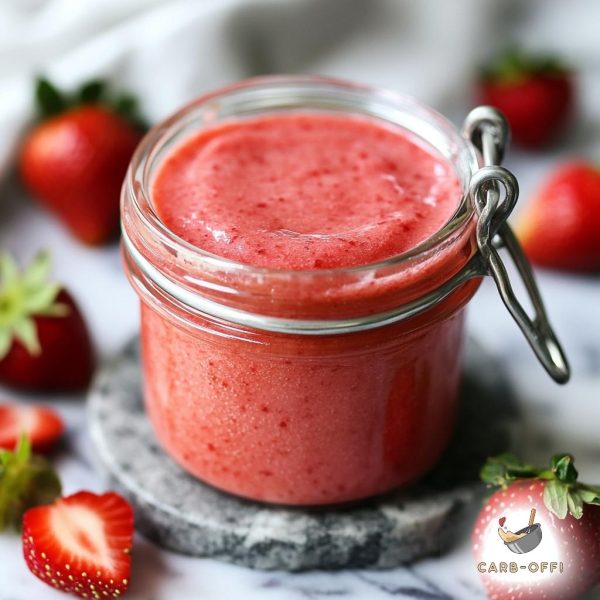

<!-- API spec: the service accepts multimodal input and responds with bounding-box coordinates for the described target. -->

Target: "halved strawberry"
[0,404,63,452]
[23,491,134,599]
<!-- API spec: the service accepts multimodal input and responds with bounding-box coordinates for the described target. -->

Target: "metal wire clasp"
[462,107,570,384]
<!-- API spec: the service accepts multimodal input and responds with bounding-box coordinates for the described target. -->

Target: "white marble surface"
[1,154,600,600]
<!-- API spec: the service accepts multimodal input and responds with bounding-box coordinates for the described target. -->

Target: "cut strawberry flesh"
[0,404,63,452]
[23,491,134,598]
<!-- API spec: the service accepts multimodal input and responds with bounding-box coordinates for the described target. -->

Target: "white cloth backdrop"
[2,0,600,175]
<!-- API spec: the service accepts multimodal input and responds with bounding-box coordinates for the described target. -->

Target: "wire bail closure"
[462,106,570,384]
[122,100,570,385]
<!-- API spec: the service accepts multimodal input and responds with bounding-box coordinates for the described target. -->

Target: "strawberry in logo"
[473,453,600,599]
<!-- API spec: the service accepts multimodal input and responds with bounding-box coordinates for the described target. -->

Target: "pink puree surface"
[143,113,470,505]
[153,113,461,269]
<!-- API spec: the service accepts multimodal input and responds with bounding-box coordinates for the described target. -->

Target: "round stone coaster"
[88,338,517,571]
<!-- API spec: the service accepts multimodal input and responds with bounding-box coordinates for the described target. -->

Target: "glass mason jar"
[121,76,568,506]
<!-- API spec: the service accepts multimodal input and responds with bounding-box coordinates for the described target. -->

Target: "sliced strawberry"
[0,404,63,452]
[23,491,134,599]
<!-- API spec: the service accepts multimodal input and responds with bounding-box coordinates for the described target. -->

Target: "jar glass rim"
[124,74,479,278]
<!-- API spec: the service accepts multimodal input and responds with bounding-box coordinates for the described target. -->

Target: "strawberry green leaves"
[35,77,146,129]
[35,79,67,118]
[480,453,540,488]
[0,253,68,360]
[544,480,569,519]
[552,453,579,483]
[566,489,584,520]
[481,452,600,520]
[480,47,571,84]
[0,436,61,530]
[77,79,106,104]
[543,478,600,521]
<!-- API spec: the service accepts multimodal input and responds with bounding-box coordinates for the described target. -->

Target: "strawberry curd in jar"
[136,109,477,505]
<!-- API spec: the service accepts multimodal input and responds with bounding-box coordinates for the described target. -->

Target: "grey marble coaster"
[88,338,516,571]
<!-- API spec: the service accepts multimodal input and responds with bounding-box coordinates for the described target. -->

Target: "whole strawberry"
[20,79,145,245]
[0,252,94,391]
[516,161,600,272]
[477,49,575,148]
[473,453,600,600]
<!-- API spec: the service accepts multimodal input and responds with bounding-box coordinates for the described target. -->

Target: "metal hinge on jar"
[462,106,570,384]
